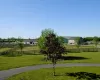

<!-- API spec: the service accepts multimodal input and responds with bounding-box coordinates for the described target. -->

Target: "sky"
[0,0,100,38]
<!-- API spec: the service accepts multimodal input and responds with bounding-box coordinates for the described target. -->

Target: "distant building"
[0,39,38,45]
[63,36,83,45]
[23,39,38,45]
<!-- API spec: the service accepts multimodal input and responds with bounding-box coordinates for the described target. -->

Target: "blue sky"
[0,0,100,38]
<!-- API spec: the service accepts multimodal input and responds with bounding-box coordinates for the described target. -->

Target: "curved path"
[1,63,100,80]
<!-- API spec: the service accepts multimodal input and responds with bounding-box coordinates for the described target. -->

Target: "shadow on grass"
[42,56,89,61]
[66,72,100,80]
[60,56,89,60]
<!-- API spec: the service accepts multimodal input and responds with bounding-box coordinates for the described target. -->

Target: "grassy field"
[7,67,100,80]
[59,52,100,63]
[20,45,95,51]
[0,48,11,52]
[64,45,95,49]
[0,52,100,71]
[0,55,49,71]
[20,46,39,51]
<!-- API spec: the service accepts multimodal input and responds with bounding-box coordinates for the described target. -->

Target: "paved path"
[1,63,100,80]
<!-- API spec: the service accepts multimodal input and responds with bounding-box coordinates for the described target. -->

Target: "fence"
[0,48,100,56]
[67,48,100,53]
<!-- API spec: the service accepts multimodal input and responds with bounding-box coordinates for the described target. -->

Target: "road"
[0,63,100,80]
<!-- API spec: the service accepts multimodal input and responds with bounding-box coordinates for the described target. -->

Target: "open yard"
[7,67,100,80]
[0,52,100,71]
[17,45,96,51]
[0,48,11,53]
[64,45,95,49]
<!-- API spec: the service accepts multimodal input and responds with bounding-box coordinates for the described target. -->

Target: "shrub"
[0,49,22,57]
[67,48,99,53]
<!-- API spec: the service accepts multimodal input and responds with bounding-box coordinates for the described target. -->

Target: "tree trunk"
[53,63,56,76]
[21,49,23,55]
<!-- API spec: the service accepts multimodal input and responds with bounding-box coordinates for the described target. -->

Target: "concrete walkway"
[1,63,100,80]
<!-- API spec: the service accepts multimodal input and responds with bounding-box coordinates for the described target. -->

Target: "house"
[23,39,38,45]
[63,36,83,45]
[0,39,38,45]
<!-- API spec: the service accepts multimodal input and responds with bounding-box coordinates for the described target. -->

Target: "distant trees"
[83,37,94,42]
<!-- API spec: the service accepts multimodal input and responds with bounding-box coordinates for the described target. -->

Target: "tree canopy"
[38,28,55,49]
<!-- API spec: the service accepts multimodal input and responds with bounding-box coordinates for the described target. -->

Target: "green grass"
[0,48,11,52]
[0,55,50,71]
[65,45,95,49]
[0,52,100,71]
[59,52,100,63]
[22,45,95,51]
[23,46,39,51]
[7,67,100,80]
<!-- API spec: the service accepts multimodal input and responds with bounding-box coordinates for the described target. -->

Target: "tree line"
[0,37,23,42]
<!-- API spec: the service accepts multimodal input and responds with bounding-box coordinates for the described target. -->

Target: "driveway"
[0,63,100,80]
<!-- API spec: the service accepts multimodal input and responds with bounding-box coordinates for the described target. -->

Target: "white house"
[23,39,38,45]
[63,36,82,45]
[68,40,76,45]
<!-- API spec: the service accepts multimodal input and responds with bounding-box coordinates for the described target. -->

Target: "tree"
[93,36,99,48]
[58,36,65,45]
[75,37,82,48]
[83,37,94,42]
[38,28,55,60]
[0,38,2,48]
[38,28,55,49]
[40,33,65,76]
[17,37,24,54]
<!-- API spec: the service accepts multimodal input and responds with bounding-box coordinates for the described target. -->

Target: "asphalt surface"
[0,63,100,80]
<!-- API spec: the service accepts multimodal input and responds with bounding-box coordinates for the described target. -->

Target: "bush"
[0,49,22,57]
[23,50,41,55]
[67,48,99,53]
[67,49,81,53]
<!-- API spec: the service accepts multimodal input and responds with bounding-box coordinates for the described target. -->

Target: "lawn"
[20,45,95,51]
[59,52,100,63]
[7,67,100,80]
[0,55,49,71]
[20,46,39,51]
[65,45,95,49]
[0,48,11,52]
[0,52,100,71]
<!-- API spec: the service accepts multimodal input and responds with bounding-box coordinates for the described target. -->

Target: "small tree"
[38,28,55,60]
[0,38,2,48]
[40,33,65,76]
[75,37,82,48]
[17,38,24,54]
[93,36,99,48]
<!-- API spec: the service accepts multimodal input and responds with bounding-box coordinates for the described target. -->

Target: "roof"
[23,39,37,42]
[63,36,81,40]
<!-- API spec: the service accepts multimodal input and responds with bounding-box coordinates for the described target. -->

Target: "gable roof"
[63,36,81,40]
[23,39,37,42]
